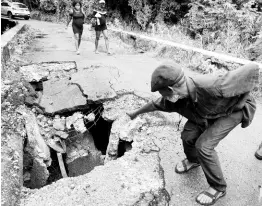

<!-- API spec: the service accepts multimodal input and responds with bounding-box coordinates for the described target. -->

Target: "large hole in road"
[23,102,126,188]
[22,66,134,188]
[46,148,67,185]
[83,103,113,155]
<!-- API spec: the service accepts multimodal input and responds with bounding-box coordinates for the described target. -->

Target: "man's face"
[158,87,173,97]
[158,83,187,103]
[160,87,180,103]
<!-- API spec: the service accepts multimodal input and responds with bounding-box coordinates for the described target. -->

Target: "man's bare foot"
[175,159,200,173]
[95,50,99,54]
[196,187,226,205]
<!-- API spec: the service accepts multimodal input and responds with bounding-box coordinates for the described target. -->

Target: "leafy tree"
[127,0,153,30]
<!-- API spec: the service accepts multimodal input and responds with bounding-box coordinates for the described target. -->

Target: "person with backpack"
[92,0,111,55]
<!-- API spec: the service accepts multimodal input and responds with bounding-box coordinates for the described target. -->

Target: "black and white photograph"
[1,0,262,205]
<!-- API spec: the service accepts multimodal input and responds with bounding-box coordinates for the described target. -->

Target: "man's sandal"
[196,190,226,205]
[175,159,200,174]
[255,142,262,160]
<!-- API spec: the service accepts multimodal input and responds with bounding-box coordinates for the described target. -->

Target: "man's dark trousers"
[181,111,243,192]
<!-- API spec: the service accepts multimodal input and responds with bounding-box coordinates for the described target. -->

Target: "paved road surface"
[18,20,262,206]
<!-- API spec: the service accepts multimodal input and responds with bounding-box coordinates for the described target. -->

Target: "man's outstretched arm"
[127,102,158,120]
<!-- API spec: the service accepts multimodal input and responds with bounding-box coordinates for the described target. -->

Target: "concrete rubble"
[105,114,147,163]
[22,63,134,115]
[65,112,86,133]
[102,94,149,121]
[38,79,87,114]
[17,107,51,189]
[53,115,66,131]
[20,138,170,206]
[20,62,77,82]
[66,131,104,177]
[13,61,176,205]
[70,66,119,101]
[19,96,173,205]
[13,63,119,190]
[35,110,103,175]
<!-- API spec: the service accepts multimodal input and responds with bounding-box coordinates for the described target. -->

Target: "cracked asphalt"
[18,19,262,206]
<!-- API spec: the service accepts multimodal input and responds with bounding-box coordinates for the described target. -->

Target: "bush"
[156,0,190,23]
[30,9,59,22]
[40,0,56,13]
[184,0,261,55]
[128,0,153,30]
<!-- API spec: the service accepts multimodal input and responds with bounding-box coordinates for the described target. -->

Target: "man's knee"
[104,36,108,40]
[96,36,100,40]
[181,121,202,143]
[195,140,212,156]
[181,130,193,143]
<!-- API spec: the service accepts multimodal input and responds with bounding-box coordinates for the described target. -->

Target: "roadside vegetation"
[19,0,261,58]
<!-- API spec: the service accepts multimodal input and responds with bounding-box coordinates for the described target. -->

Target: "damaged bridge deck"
[2,20,262,206]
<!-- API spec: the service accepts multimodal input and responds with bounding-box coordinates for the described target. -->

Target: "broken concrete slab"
[29,158,50,189]
[65,112,86,133]
[54,130,69,139]
[119,116,147,142]
[17,107,51,189]
[53,116,66,131]
[102,94,148,121]
[18,108,51,163]
[20,61,77,82]
[105,114,147,163]
[46,137,66,154]
[70,66,120,101]
[104,94,183,164]
[36,114,59,141]
[20,143,170,206]
[103,94,184,130]
[66,131,103,177]
[84,112,95,122]
[38,79,87,115]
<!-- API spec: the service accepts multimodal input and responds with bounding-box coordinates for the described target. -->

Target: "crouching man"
[127,62,259,205]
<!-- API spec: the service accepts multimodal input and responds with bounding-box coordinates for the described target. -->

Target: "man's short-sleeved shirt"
[152,64,259,128]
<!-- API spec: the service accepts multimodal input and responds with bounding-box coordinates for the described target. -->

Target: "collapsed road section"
[1,60,184,205]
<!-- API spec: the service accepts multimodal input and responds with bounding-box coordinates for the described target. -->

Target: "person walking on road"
[92,0,111,55]
[127,62,259,205]
[66,0,85,55]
